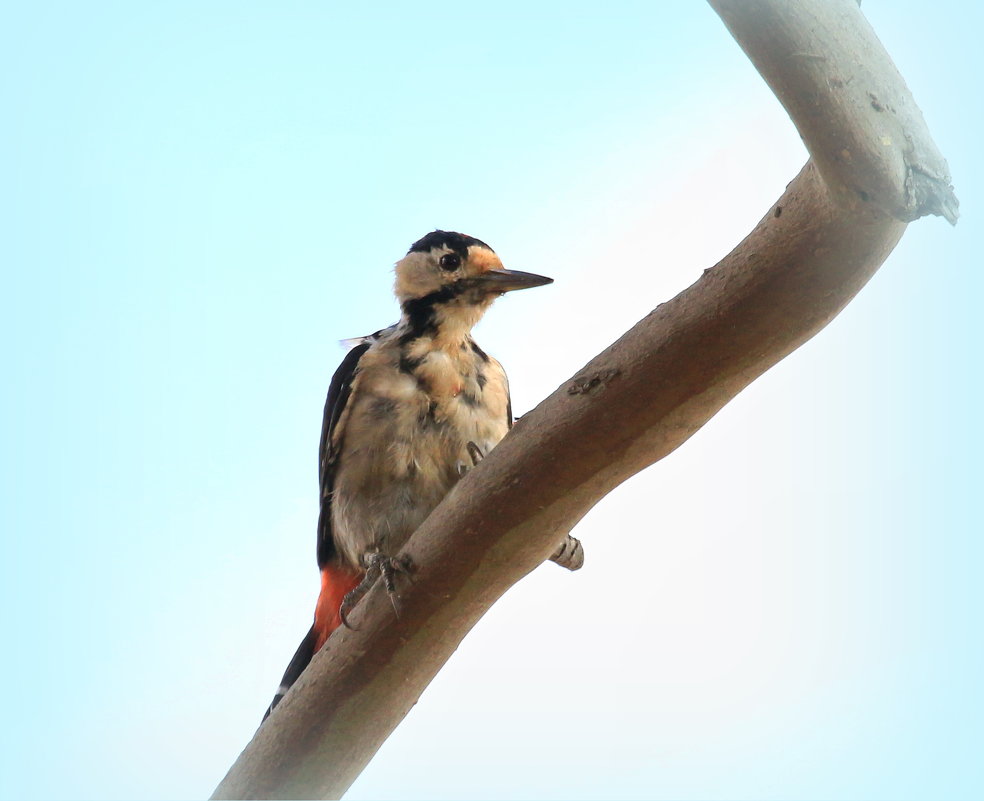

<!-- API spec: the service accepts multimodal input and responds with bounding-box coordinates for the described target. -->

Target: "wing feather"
[316,342,371,567]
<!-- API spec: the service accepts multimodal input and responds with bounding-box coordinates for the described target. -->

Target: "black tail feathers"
[262,625,317,722]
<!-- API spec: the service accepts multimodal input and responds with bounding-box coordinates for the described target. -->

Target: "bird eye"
[439,253,461,271]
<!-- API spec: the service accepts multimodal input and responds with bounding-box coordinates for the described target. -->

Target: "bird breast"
[329,337,510,569]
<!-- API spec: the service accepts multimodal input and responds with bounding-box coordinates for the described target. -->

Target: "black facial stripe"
[399,283,474,343]
[407,230,494,257]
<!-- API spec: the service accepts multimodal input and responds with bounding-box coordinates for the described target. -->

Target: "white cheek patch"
[394,252,440,299]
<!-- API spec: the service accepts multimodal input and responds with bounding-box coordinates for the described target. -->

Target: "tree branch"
[709,0,958,224]
[213,1,957,797]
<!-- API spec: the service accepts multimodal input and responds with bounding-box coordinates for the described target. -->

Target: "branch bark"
[213,1,957,797]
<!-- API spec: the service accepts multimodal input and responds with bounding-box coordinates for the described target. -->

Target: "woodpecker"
[263,230,576,721]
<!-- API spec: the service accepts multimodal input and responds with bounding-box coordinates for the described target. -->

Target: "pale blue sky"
[2,2,981,800]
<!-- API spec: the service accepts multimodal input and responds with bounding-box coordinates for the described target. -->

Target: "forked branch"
[213,1,957,797]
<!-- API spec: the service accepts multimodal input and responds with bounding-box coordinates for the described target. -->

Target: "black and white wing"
[316,341,371,567]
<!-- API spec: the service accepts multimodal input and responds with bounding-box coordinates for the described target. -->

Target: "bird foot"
[340,552,414,629]
[466,441,484,466]
[457,442,486,476]
[549,534,585,571]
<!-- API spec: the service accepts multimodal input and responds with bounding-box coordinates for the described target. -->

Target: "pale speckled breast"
[329,334,510,569]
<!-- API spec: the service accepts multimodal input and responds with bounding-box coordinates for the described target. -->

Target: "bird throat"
[399,286,493,349]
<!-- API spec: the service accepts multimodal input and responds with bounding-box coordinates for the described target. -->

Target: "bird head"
[395,231,552,340]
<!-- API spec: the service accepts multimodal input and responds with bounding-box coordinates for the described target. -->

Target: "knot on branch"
[567,369,620,396]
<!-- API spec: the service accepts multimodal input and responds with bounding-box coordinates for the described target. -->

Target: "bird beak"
[475,268,554,293]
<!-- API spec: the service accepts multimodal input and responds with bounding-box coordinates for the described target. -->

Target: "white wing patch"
[339,324,397,352]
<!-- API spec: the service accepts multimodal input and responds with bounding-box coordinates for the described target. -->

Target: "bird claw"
[549,534,585,571]
[339,552,414,629]
[466,441,484,467]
